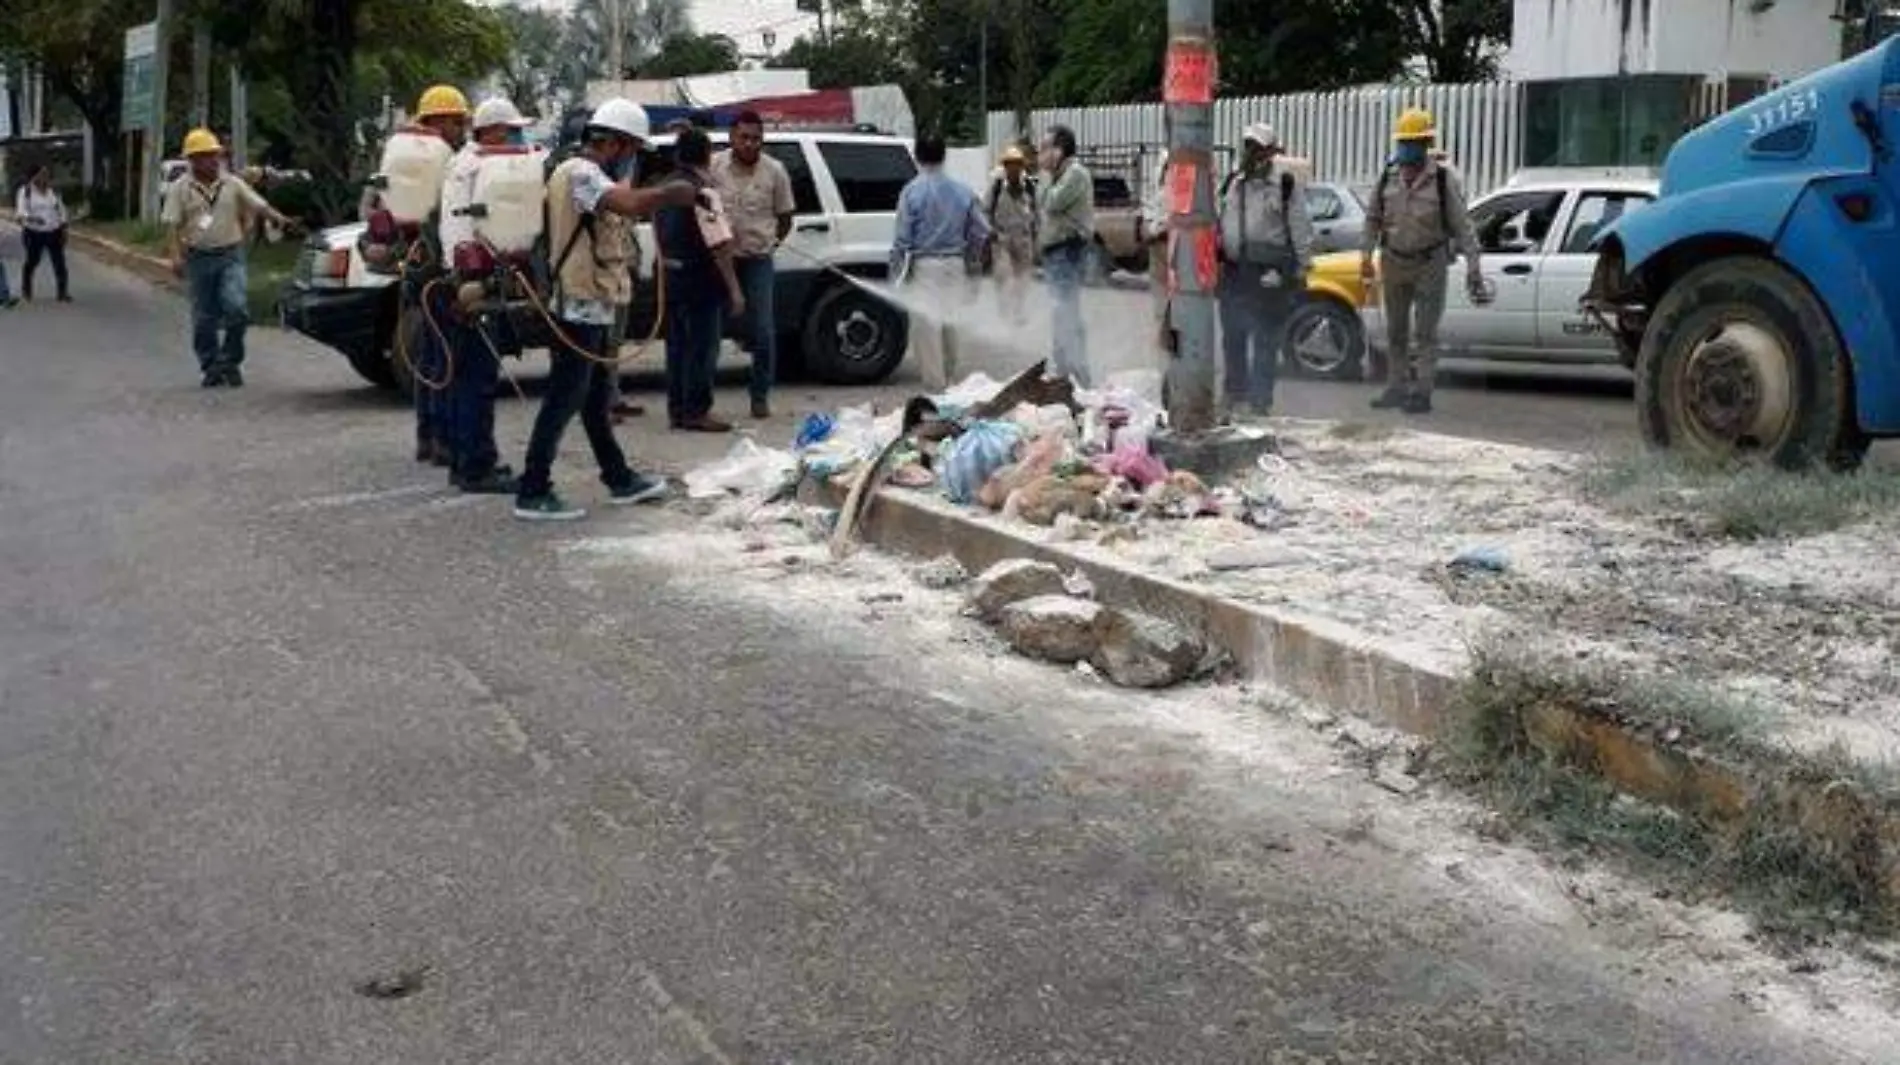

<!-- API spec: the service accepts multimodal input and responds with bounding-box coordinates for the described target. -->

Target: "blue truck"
[1585,18,1900,471]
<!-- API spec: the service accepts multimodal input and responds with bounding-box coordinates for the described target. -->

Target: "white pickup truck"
[279,130,919,393]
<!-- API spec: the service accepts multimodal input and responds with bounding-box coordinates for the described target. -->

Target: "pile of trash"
[684,361,1285,531]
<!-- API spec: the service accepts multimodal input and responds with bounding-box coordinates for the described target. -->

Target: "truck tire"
[1636,256,1867,471]
[345,346,397,389]
[1281,297,1366,381]
[800,282,908,385]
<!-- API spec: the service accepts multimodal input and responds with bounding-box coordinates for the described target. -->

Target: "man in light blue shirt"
[891,134,989,390]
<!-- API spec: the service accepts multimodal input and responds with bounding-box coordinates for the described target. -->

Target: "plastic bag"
[940,420,1024,504]
[802,403,896,477]
[1092,441,1169,488]
[684,437,800,500]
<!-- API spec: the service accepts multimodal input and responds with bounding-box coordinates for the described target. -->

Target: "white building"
[1504,0,1849,170]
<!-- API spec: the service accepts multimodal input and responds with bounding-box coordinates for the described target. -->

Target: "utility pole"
[1160,0,1217,434]
[145,0,176,221]
[191,22,211,128]
[607,0,626,81]
[229,69,249,170]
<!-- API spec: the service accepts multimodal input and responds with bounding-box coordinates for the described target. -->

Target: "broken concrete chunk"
[998,595,1111,664]
[912,554,971,589]
[967,559,1069,620]
[1204,543,1307,572]
[1090,609,1206,688]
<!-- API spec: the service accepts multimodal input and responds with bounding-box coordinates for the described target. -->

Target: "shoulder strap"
[1280,171,1295,214]
[989,177,1003,215]
[1219,170,1240,199]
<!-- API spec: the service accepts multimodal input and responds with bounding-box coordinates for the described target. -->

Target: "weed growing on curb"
[1446,637,1899,937]
[1579,450,1900,540]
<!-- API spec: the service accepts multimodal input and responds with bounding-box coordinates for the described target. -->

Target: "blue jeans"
[733,256,777,402]
[186,247,248,373]
[1043,241,1089,386]
[411,285,452,451]
[518,321,635,500]
[666,297,724,424]
[447,314,502,478]
[1219,263,1295,412]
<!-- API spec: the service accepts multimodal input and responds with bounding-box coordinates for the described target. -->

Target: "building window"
[1523,75,1702,169]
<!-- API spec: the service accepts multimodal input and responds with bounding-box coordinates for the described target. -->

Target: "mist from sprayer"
[806,257,1169,400]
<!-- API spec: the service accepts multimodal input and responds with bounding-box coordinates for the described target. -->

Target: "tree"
[1396,0,1511,82]
[493,1,583,116]
[636,33,742,78]
[0,0,148,192]
[568,0,692,77]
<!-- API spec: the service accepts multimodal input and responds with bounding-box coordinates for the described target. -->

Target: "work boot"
[414,440,436,464]
[201,371,225,389]
[222,367,245,388]
[751,396,771,420]
[1369,385,1409,410]
[676,414,732,434]
[1401,392,1433,415]
[431,441,453,468]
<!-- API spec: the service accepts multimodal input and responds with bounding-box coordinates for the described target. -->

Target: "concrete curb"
[2,211,179,290]
[834,483,1900,922]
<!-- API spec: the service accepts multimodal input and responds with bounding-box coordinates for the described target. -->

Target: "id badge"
[196,214,214,233]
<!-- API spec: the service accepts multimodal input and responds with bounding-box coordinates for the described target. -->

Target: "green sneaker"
[607,473,669,506]
[513,493,586,522]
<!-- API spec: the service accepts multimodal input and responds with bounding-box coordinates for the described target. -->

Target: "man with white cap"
[437,96,536,494]
[1215,122,1314,418]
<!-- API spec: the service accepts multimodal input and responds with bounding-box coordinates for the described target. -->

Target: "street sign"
[122,22,157,130]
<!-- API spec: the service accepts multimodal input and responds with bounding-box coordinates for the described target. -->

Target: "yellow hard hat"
[1393,107,1436,142]
[181,128,222,157]
[415,84,471,121]
[1000,145,1026,165]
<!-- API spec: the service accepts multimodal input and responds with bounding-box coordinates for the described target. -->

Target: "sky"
[510,0,820,58]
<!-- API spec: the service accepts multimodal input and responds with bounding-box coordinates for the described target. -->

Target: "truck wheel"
[1282,298,1366,380]
[800,282,908,385]
[345,346,397,389]
[1636,256,1867,471]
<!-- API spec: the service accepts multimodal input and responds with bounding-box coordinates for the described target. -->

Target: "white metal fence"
[989,81,1523,196]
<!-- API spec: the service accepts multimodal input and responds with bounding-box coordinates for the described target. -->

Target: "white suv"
[280,129,918,393]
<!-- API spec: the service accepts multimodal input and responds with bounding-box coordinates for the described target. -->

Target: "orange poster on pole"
[1194,228,1220,288]
[1163,42,1216,105]
[1167,160,1198,215]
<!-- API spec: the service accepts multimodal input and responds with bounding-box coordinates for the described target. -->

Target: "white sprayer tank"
[469,148,548,256]
[376,127,454,226]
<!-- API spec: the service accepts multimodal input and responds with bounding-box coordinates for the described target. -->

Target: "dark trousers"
[665,296,724,424]
[519,321,635,499]
[410,289,451,451]
[732,256,777,402]
[446,315,502,478]
[185,247,248,373]
[1219,262,1295,412]
[21,228,68,299]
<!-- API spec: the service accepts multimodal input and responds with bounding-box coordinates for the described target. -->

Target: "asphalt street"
[0,245,1889,1063]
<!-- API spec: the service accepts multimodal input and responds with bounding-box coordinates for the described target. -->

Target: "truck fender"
[1598,174,1816,276]
[1775,177,1900,434]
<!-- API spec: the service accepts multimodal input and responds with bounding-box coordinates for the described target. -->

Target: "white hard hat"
[1242,123,1280,150]
[472,97,531,131]
[587,98,650,142]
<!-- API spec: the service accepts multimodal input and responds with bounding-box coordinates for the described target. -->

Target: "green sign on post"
[122,22,157,130]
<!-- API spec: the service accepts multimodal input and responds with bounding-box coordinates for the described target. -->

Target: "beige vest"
[548,157,633,306]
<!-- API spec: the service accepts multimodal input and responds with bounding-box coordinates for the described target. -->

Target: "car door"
[811,139,918,278]
[1534,189,1655,360]
[760,139,835,310]
[1439,188,1568,355]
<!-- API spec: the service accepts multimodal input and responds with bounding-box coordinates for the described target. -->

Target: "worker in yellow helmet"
[1361,107,1484,415]
[162,127,297,388]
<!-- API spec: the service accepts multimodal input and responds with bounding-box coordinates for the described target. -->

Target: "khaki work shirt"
[711,150,794,259]
[1217,161,1316,273]
[1363,159,1478,265]
[163,173,269,252]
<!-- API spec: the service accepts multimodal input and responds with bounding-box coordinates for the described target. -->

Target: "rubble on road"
[682,371,1900,765]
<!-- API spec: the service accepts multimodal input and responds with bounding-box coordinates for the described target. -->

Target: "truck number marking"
[1744,90,1822,137]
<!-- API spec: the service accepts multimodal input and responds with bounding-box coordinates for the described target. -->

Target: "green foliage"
[492,2,585,117]
[637,33,742,78]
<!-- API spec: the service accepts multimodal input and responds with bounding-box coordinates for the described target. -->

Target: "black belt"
[187,244,242,256]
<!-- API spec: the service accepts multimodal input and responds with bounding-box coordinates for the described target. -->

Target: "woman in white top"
[15,167,71,302]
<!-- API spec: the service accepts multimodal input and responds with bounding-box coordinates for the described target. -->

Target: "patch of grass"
[244,239,302,322]
[1580,449,1900,540]
[1445,637,1899,937]
[85,219,169,252]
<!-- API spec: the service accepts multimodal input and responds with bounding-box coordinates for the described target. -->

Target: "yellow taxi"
[1286,251,1375,380]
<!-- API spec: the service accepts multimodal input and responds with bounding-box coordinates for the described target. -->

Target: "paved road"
[0,248,1885,1062]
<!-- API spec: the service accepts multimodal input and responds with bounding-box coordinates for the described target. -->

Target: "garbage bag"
[939,419,1024,505]
[684,437,800,500]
